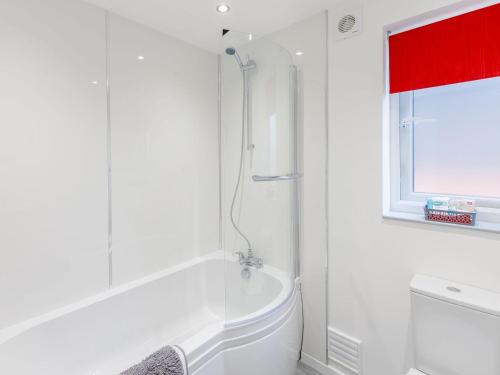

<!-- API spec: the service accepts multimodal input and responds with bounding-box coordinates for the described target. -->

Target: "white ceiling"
[84,0,334,53]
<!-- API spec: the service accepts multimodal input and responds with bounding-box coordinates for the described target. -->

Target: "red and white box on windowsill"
[425,198,476,226]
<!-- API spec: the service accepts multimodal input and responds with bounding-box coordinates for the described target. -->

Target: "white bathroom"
[1,0,500,374]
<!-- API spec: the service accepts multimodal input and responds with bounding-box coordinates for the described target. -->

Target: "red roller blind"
[389,3,500,94]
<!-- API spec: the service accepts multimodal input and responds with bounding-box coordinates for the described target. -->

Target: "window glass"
[412,77,500,198]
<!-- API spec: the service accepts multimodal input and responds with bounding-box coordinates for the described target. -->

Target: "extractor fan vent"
[338,14,356,34]
[333,1,363,41]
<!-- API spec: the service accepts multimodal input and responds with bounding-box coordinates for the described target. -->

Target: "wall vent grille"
[338,15,356,33]
[333,1,363,41]
[328,327,362,374]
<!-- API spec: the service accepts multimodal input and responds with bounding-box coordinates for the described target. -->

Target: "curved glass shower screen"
[220,36,298,321]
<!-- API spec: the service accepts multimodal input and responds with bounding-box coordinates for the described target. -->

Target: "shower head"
[225,46,244,69]
[225,46,256,71]
[225,47,237,55]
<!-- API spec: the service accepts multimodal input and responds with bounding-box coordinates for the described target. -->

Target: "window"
[384,3,500,229]
[399,77,500,200]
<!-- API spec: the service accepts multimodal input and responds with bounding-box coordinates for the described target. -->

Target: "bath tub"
[0,252,301,375]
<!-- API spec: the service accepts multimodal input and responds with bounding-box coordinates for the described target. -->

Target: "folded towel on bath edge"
[120,345,188,375]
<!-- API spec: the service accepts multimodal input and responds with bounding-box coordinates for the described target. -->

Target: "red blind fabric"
[389,4,500,94]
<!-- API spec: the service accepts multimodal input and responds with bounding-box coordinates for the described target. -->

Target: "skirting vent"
[328,327,362,374]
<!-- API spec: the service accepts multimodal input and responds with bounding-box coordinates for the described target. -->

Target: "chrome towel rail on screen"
[251,173,303,182]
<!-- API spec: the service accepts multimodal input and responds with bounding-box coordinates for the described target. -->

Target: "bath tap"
[234,249,263,270]
[234,250,263,279]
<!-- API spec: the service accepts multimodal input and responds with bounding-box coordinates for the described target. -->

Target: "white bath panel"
[327,327,362,374]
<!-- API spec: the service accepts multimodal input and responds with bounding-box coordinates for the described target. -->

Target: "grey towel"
[120,346,186,375]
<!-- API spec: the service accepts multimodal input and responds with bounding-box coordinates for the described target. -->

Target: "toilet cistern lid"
[410,274,500,317]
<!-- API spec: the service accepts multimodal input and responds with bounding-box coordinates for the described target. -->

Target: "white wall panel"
[0,0,219,329]
[0,0,109,328]
[109,14,219,285]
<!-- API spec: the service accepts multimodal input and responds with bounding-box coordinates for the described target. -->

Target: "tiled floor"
[296,362,323,375]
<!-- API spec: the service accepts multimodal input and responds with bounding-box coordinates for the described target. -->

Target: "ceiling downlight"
[216,4,231,13]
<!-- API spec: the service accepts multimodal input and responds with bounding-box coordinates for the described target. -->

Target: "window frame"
[382,0,500,230]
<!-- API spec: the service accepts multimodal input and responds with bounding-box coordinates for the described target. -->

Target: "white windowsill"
[383,210,500,234]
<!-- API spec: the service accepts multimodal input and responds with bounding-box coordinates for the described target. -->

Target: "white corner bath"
[0,252,301,375]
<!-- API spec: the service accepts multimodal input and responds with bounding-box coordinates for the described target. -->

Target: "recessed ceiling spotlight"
[137,55,145,60]
[295,51,304,56]
[216,4,230,13]
[248,34,253,41]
